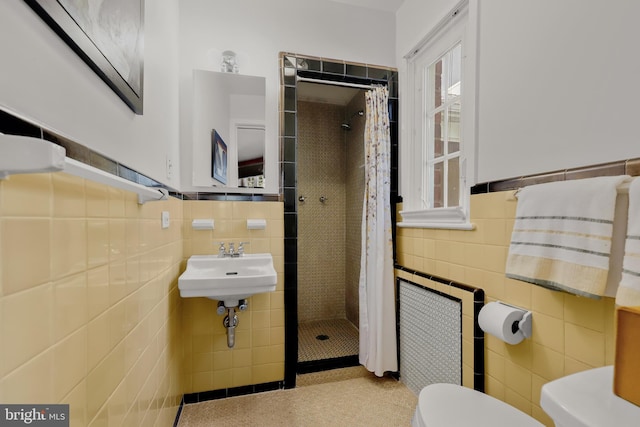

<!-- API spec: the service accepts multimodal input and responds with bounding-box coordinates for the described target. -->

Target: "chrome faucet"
[217,241,249,257]
[217,242,226,257]
[238,241,249,255]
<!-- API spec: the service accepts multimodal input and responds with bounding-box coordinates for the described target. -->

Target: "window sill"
[397,221,475,230]
[398,207,475,230]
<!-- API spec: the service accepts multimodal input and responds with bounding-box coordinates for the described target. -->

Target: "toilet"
[411,383,543,427]
[541,366,640,427]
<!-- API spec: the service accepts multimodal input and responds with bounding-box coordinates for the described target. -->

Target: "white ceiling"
[328,0,405,13]
[297,81,362,106]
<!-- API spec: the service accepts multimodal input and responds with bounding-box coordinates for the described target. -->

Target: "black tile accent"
[284,86,296,112]
[322,60,345,75]
[282,137,296,162]
[89,151,118,175]
[283,187,296,212]
[283,71,296,86]
[477,158,640,194]
[346,64,367,78]
[282,162,296,188]
[173,397,184,427]
[388,99,398,123]
[301,58,321,72]
[470,183,489,194]
[565,161,626,181]
[0,109,41,138]
[284,237,298,263]
[367,67,391,80]
[254,381,285,393]
[388,80,399,99]
[488,178,521,192]
[473,289,485,392]
[280,55,399,386]
[117,164,138,182]
[182,381,283,404]
[283,112,296,137]
[297,355,359,374]
[43,130,92,163]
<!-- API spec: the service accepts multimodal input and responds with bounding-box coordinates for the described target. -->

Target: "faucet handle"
[216,241,226,256]
[238,241,250,254]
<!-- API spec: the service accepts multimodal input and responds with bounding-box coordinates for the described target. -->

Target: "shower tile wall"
[298,101,347,322]
[345,93,366,326]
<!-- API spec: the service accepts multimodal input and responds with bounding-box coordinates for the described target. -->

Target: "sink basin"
[178,253,277,306]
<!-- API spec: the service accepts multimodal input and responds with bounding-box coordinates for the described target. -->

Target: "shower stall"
[296,82,366,372]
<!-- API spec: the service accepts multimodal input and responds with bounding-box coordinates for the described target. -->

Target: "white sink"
[178,253,277,306]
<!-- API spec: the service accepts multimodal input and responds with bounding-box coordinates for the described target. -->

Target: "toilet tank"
[540,366,640,427]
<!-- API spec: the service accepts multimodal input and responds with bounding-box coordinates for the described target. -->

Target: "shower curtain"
[359,86,397,376]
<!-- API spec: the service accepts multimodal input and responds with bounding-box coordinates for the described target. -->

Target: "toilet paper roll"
[478,301,526,345]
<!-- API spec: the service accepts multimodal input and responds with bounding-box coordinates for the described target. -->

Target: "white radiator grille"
[398,279,462,395]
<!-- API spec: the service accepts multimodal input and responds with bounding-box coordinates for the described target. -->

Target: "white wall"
[0,1,180,187]
[179,0,396,193]
[397,0,640,185]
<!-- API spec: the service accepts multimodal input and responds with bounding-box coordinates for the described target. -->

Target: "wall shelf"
[0,133,168,204]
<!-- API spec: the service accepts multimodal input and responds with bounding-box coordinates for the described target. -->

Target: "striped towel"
[617,178,640,306]
[506,176,629,298]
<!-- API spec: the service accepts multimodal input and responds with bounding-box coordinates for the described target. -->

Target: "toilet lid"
[418,384,544,427]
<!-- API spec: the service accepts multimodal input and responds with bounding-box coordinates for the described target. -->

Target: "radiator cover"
[398,279,462,395]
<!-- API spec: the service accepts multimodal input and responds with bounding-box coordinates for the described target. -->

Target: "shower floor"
[298,318,359,363]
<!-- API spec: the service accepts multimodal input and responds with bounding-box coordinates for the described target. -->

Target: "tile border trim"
[182,381,283,404]
[471,159,640,194]
[0,108,274,201]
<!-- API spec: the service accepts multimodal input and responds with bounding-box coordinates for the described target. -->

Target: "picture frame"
[212,130,228,185]
[24,0,145,114]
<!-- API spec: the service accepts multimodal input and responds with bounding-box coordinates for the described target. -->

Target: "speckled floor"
[177,367,418,426]
[298,318,359,362]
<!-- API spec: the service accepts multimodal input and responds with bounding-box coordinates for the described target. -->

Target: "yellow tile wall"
[396,191,617,427]
[0,172,184,427]
[181,200,285,393]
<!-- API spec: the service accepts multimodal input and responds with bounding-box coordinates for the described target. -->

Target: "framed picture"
[212,130,228,185]
[25,0,144,114]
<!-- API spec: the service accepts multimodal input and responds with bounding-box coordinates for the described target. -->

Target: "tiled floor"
[298,318,359,362]
[177,367,418,426]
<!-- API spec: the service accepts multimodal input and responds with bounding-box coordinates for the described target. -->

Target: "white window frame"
[399,0,478,230]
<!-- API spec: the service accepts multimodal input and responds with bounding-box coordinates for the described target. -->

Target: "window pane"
[448,101,461,153]
[448,43,462,98]
[433,111,444,157]
[447,157,460,207]
[433,162,444,208]
[432,59,444,109]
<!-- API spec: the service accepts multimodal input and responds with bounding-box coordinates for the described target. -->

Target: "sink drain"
[316,334,330,341]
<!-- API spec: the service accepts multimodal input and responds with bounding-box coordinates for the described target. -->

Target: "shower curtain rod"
[296,76,380,90]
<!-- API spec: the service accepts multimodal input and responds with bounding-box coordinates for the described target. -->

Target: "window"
[399,1,477,230]
[426,43,462,209]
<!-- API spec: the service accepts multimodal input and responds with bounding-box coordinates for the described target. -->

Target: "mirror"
[192,70,266,189]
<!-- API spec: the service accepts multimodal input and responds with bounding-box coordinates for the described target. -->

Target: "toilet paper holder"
[512,308,532,339]
[479,301,532,344]
[498,301,532,338]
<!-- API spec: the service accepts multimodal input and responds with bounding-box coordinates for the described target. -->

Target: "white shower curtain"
[359,86,397,376]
